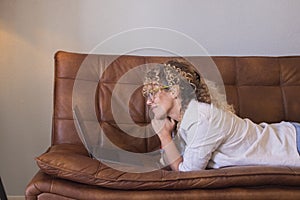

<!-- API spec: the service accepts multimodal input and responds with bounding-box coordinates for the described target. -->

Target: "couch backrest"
[52,51,300,153]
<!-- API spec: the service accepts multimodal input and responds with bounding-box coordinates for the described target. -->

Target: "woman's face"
[143,84,174,120]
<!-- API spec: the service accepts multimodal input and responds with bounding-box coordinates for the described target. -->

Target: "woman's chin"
[153,116,163,120]
[153,112,167,120]
[151,107,167,120]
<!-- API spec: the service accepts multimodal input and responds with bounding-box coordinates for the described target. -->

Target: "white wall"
[1,0,300,195]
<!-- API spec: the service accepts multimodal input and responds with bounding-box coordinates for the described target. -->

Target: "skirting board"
[8,196,25,200]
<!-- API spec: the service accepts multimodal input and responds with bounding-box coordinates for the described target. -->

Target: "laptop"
[73,105,161,168]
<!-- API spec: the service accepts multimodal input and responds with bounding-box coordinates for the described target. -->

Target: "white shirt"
[178,100,300,171]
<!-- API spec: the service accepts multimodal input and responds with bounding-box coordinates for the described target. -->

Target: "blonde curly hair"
[143,59,235,114]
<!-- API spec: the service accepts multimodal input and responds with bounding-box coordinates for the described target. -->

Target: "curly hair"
[143,59,234,114]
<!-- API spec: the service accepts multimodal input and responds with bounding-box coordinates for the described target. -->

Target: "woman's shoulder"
[180,100,211,130]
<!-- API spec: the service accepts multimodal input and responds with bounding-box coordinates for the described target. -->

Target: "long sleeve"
[178,100,225,171]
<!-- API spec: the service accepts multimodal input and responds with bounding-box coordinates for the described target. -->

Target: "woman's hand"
[151,118,176,142]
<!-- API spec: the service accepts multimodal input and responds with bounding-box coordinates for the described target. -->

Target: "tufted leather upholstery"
[25,51,300,200]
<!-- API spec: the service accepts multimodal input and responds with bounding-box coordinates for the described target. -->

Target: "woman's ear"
[170,85,180,99]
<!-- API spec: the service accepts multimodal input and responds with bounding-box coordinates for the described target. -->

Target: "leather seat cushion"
[36,144,300,190]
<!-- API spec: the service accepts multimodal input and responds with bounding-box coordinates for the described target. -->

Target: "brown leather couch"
[25,51,300,200]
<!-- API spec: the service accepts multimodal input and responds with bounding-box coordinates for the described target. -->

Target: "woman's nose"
[146,97,153,105]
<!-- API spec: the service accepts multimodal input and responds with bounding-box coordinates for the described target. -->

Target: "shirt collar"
[180,99,200,130]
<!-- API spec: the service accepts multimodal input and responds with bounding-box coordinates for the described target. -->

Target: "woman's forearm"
[159,133,183,171]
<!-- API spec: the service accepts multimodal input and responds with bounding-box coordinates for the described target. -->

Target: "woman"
[142,60,300,171]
